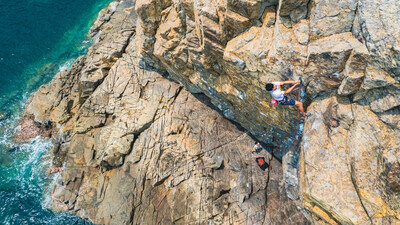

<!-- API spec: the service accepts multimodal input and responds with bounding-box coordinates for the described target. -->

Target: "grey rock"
[361,67,397,90]
[310,0,357,37]
[358,0,400,74]
[293,19,309,45]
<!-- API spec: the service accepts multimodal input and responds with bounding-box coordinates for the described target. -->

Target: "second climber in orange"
[265,80,310,117]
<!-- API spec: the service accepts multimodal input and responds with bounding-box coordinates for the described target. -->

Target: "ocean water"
[0,0,112,224]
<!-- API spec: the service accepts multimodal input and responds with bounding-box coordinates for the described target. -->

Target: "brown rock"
[48,165,63,174]
[358,0,400,74]
[22,0,400,224]
[361,67,397,90]
[293,19,310,45]
[310,0,357,37]
[279,0,308,22]
[22,2,310,224]
[15,116,52,143]
[44,52,308,224]
[261,6,276,27]
[300,94,400,224]
[305,33,366,96]
[378,107,400,129]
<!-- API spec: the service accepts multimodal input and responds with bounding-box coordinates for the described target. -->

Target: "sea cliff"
[21,0,400,224]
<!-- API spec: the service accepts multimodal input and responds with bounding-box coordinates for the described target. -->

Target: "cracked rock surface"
[49,53,308,224]
[22,0,308,224]
[300,94,400,224]
[21,0,400,224]
[133,0,400,223]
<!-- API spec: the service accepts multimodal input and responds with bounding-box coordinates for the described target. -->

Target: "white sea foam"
[58,59,75,72]
[0,90,53,208]
[42,172,59,210]
[80,38,93,50]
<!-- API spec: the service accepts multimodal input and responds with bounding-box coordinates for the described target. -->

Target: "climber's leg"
[295,100,305,116]
[278,96,307,116]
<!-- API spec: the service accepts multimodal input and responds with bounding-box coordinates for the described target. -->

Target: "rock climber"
[265,80,309,117]
[251,142,268,170]
[252,142,263,153]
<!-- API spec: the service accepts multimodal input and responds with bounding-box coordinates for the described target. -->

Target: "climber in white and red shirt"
[265,80,309,117]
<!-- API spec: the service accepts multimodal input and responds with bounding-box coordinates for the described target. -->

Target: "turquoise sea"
[0,0,112,224]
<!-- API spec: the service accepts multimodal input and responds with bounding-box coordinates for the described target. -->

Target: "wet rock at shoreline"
[15,116,52,143]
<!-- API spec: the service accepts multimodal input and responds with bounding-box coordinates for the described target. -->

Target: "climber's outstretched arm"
[283,83,299,95]
[280,80,299,85]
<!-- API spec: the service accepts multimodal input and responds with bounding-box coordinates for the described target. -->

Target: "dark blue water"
[0,0,112,224]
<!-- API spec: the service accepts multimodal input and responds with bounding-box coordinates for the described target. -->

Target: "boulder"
[300,94,400,224]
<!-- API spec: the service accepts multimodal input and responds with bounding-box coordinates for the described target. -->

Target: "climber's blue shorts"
[277,96,296,105]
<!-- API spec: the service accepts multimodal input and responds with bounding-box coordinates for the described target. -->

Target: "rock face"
[48,61,308,224]
[22,0,400,224]
[133,0,400,149]
[132,0,400,223]
[23,1,309,224]
[300,94,400,224]
[135,0,309,147]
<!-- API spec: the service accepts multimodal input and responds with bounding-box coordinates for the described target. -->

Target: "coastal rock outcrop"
[21,0,400,224]
[48,54,308,224]
[133,0,400,223]
[22,0,308,224]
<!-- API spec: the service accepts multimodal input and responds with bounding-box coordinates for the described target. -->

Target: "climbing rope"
[282,85,302,153]
[294,85,302,146]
